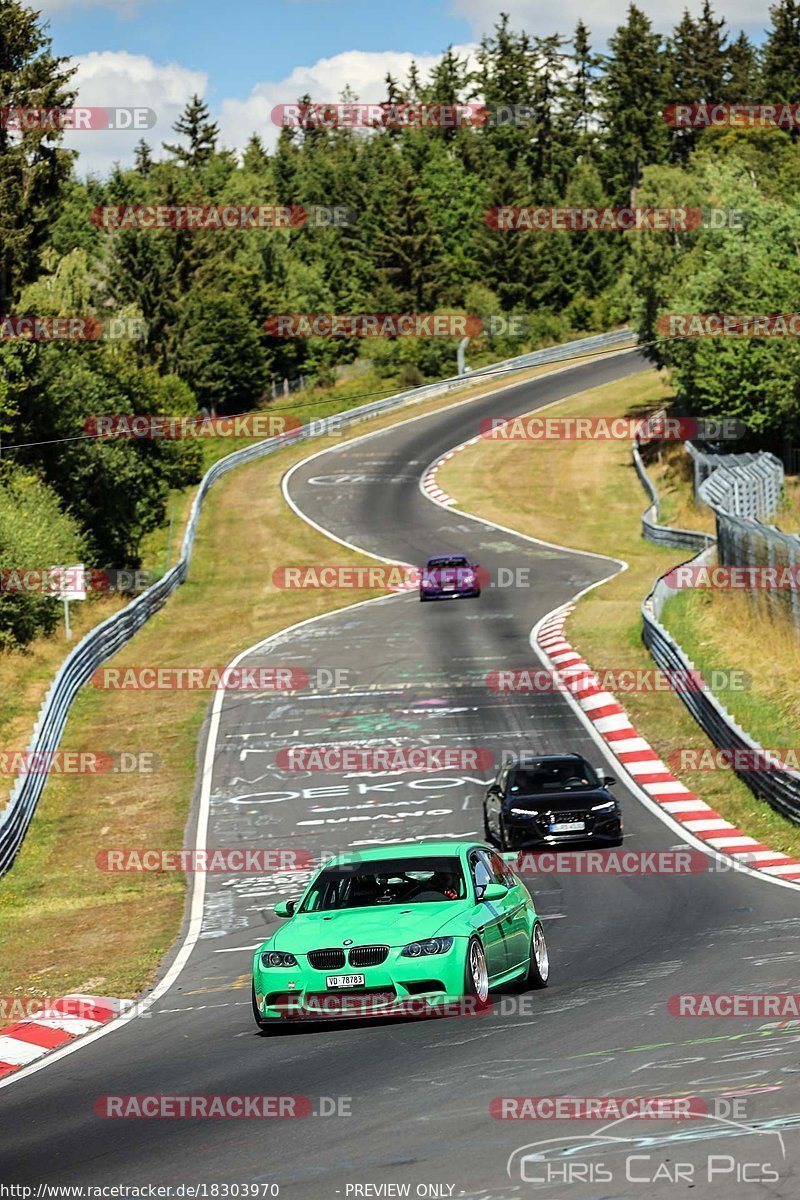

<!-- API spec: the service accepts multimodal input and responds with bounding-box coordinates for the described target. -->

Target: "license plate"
[551,820,585,833]
[326,974,365,989]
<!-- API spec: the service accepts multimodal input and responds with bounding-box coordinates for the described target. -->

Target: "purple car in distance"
[419,554,482,601]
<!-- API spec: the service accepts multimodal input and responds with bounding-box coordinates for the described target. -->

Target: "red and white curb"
[0,995,126,1079]
[537,604,800,883]
[421,436,482,507]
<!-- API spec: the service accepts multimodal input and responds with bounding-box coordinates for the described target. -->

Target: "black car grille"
[348,945,389,967]
[548,810,591,823]
[307,949,346,970]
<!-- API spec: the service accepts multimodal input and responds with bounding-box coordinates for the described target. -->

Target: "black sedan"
[483,754,623,849]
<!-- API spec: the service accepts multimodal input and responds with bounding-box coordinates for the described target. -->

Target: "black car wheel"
[526,921,550,989]
[498,815,514,851]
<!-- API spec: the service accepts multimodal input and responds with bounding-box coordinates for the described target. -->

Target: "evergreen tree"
[763,0,800,99]
[242,134,270,175]
[599,6,670,201]
[725,32,759,103]
[0,0,76,311]
[134,139,153,176]
[563,21,601,158]
[162,94,219,169]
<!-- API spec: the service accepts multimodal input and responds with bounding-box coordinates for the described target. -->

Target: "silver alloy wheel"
[533,922,549,982]
[469,940,489,1002]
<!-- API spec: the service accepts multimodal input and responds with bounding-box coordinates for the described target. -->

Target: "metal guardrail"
[636,438,800,823]
[686,443,800,628]
[643,551,800,824]
[0,327,635,877]
[687,443,784,519]
[633,439,715,551]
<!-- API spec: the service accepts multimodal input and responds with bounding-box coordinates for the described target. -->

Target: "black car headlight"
[261,951,298,968]
[591,801,617,813]
[400,937,454,957]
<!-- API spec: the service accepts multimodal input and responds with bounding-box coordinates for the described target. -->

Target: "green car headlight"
[400,937,454,957]
[261,951,298,968]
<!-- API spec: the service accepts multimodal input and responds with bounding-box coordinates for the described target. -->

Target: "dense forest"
[2,0,800,645]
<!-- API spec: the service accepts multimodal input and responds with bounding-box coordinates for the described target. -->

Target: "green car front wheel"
[527,920,550,988]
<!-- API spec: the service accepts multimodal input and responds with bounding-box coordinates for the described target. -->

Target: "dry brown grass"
[644,441,716,534]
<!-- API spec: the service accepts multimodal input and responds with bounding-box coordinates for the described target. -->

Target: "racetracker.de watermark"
[486,667,751,693]
[83,414,301,439]
[91,205,357,230]
[0,316,146,341]
[264,314,528,338]
[514,851,708,875]
[490,1097,708,1119]
[96,848,313,872]
[0,107,156,131]
[0,996,147,1022]
[479,414,745,440]
[267,995,490,1019]
[668,993,800,1017]
[89,666,310,690]
[668,747,800,772]
[664,102,800,127]
[665,564,800,590]
[485,207,745,231]
[0,751,158,775]
[93,1095,350,1118]
[271,102,537,129]
[275,747,495,772]
[0,568,152,595]
[658,313,800,337]
[274,565,416,590]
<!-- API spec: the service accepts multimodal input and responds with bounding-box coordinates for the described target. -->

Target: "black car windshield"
[508,759,600,794]
[300,856,467,911]
[427,557,469,568]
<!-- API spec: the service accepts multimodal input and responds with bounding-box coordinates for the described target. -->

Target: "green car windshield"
[300,856,467,912]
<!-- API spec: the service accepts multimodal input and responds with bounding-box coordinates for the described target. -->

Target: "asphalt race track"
[2,349,799,1198]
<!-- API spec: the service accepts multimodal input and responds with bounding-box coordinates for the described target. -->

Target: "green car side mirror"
[481,882,508,902]
[274,899,296,918]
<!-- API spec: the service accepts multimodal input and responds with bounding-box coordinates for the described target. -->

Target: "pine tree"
[725,32,759,103]
[162,94,219,169]
[667,5,729,161]
[762,0,800,100]
[762,1,800,140]
[0,0,76,311]
[474,15,536,173]
[134,139,153,176]
[599,5,670,202]
[563,22,601,155]
[529,35,569,187]
[371,159,445,309]
[242,134,269,175]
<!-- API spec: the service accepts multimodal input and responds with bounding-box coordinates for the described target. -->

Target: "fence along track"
[638,438,800,823]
